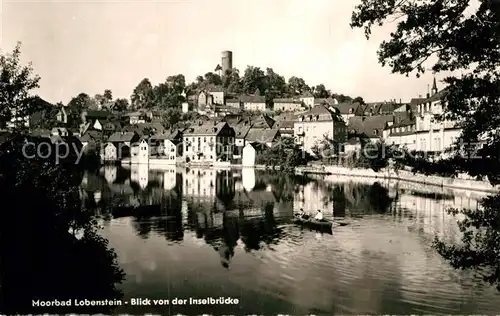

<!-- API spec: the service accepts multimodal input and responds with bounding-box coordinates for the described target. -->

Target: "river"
[80,165,500,315]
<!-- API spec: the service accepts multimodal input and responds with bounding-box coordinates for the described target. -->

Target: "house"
[273,98,303,112]
[299,91,315,108]
[240,95,266,112]
[329,102,362,124]
[247,114,275,129]
[294,105,347,154]
[102,143,118,162]
[348,115,397,143]
[82,110,110,124]
[107,131,140,159]
[225,97,241,109]
[182,102,189,113]
[383,115,417,150]
[314,97,338,107]
[242,143,257,167]
[273,120,295,138]
[183,121,235,164]
[412,79,461,153]
[125,111,147,124]
[131,137,149,164]
[344,136,364,154]
[122,122,165,136]
[198,90,214,108]
[51,127,70,136]
[246,128,281,147]
[80,130,100,150]
[232,122,252,158]
[207,87,225,105]
[150,129,184,162]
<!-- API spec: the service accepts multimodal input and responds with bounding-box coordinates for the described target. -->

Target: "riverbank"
[296,165,500,194]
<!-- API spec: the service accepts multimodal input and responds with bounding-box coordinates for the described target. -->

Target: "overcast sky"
[2,0,441,104]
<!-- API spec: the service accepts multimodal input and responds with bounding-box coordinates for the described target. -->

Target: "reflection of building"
[242,168,255,191]
[162,166,177,191]
[294,182,333,215]
[183,168,217,200]
[103,165,117,184]
[131,164,149,189]
[396,191,478,241]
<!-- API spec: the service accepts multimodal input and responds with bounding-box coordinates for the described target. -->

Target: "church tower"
[431,77,438,95]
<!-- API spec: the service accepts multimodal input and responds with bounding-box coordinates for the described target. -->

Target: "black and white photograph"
[1,0,500,314]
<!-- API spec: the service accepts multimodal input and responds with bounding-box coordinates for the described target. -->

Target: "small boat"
[293,214,333,231]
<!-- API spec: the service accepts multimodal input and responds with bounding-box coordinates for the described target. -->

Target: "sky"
[1,0,442,104]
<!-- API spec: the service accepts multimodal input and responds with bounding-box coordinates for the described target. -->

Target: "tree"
[162,108,182,129]
[113,98,129,111]
[222,68,242,94]
[131,78,154,109]
[103,89,113,102]
[351,0,500,292]
[166,74,186,96]
[67,93,95,113]
[0,42,41,130]
[288,76,309,96]
[353,96,365,105]
[313,84,330,98]
[264,68,288,102]
[242,66,266,95]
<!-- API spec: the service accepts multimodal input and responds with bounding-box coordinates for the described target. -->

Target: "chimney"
[426,93,430,98]
[399,98,402,104]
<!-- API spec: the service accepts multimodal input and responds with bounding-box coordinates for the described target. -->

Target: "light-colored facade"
[182,102,189,113]
[240,95,266,112]
[183,122,235,164]
[299,92,315,108]
[103,143,117,161]
[293,105,347,154]
[131,138,149,164]
[273,99,303,112]
[242,143,256,167]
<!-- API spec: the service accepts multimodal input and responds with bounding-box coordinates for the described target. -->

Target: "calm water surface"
[82,165,500,315]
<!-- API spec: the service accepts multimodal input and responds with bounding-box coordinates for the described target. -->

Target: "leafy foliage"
[256,137,312,172]
[432,194,500,291]
[0,136,125,314]
[351,0,500,182]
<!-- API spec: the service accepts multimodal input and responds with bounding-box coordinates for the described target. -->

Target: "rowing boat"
[293,214,333,230]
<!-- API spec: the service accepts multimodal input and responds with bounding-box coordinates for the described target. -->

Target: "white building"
[294,105,347,154]
[299,91,315,108]
[242,143,256,167]
[102,143,117,161]
[131,138,149,164]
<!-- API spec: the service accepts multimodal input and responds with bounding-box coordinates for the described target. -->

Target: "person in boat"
[297,208,310,220]
[314,209,324,221]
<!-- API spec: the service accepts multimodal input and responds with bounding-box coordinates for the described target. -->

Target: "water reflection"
[80,165,500,315]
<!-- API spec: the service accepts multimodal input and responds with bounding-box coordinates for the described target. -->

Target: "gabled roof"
[296,105,343,122]
[240,95,266,103]
[273,98,302,104]
[348,115,395,137]
[84,110,110,119]
[184,121,232,136]
[331,102,362,115]
[107,131,139,142]
[300,91,314,98]
[233,124,252,138]
[246,128,280,143]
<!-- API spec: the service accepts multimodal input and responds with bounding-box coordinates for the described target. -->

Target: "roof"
[275,120,294,129]
[233,124,252,138]
[249,114,275,129]
[314,97,338,106]
[348,115,395,137]
[331,102,362,115]
[84,110,110,119]
[184,121,232,136]
[240,95,266,103]
[246,128,280,143]
[346,136,364,145]
[107,131,138,142]
[296,105,343,122]
[150,129,182,141]
[426,88,448,102]
[123,123,165,135]
[31,129,51,138]
[300,91,314,98]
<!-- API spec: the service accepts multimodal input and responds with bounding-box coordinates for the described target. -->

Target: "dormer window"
[374,129,379,135]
